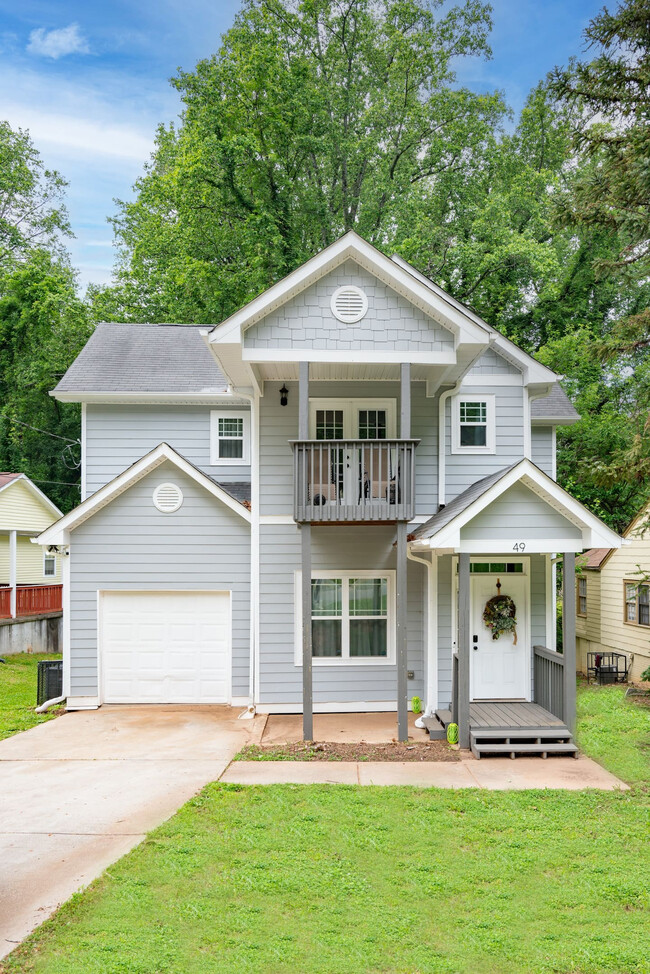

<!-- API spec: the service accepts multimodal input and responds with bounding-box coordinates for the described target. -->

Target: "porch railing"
[292,438,418,523]
[533,645,564,721]
[0,584,63,619]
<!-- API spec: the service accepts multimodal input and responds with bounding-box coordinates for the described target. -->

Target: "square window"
[302,574,394,664]
[210,411,250,464]
[452,395,495,454]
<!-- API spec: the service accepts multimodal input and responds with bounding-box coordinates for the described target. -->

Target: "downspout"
[437,382,462,509]
[407,547,436,723]
[35,695,65,714]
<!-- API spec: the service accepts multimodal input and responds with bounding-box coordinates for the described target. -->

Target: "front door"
[470,572,529,700]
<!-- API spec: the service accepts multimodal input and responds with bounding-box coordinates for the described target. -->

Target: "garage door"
[100,591,231,703]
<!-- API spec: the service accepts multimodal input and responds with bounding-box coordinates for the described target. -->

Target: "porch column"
[299,362,313,741]
[396,363,411,742]
[9,529,16,618]
[562,552,576,734]
[457,552,471,749]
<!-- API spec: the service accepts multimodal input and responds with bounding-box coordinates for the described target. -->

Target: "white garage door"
[100,591,231,703]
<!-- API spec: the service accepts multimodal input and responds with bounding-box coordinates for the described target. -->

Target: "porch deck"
[429,701,577,759]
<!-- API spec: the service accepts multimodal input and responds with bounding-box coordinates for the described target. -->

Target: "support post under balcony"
[299,362,313,740]
[457,552,471,749]
[396,362,411,743]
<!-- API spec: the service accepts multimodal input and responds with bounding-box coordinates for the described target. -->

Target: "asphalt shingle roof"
[0,473,21,489]
[54,323,228,394]
[531,384,579,423]
[214,481,252,507]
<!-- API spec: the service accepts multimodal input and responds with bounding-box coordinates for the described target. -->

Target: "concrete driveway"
[0,705,266,959]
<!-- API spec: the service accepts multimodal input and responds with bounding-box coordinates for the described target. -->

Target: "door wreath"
[483,594,517,644]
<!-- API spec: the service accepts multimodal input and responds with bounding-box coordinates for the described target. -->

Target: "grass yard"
[2,684,649,974]
[0,653,63,741]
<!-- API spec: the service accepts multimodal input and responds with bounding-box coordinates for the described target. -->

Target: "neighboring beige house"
[577,504,650,682]
[0,473,63,619]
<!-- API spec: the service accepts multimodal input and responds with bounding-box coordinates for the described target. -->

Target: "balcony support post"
[396,362,411,742]
[457,552,471,749]
[299,362,313,740]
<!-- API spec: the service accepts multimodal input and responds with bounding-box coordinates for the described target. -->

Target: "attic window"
[331,285,368,323]
[153,482,183,514]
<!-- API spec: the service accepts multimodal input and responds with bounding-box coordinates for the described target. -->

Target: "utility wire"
[6,418,80,444]
[31,479,81,488]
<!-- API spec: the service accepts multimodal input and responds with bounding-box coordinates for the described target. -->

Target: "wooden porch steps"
[428,703,578,759]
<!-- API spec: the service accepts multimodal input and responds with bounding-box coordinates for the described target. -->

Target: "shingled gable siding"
[444,383,525,500]
[68,462,250,699]
[258,523,424,706]
[436,553,548,709]
[259,379,438,517]
[466,347,522,377]
[85,404,251,495]
[244,259,455,353]
[531,426,554,478]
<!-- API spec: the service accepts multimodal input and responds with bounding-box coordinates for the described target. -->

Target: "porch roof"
[410,459,621,554]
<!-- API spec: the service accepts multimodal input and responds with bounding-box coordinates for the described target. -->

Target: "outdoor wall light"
[280,385,289,407]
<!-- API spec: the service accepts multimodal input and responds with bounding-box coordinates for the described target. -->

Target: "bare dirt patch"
[235,740,460,762]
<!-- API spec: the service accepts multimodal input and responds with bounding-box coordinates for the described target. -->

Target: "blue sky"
[0,0,601,292]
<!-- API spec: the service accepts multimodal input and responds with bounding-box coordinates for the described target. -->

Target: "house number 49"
[513,542,526,552]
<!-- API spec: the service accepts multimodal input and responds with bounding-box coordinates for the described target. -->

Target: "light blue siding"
[258,524,425,705]
[69,462,251,698]
[85,404,251,495]
[531,426,554,478]
[444,385,525,499]
[245,259,455,353]
[460,483,582,542]
[467,348,522,376]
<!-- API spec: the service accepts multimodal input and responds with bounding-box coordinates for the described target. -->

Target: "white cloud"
[27,24,90,60]
[4,105,154,163]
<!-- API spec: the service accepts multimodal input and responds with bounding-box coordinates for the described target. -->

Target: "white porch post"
[9,530,17,618]
[562,552,577,734]
[457,552,471,749]
[299,361,313,741]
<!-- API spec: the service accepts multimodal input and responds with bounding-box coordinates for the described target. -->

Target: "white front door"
[100,591,231,704]
[470,573,529,700]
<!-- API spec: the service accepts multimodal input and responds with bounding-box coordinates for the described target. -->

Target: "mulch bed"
[236,741,460,762]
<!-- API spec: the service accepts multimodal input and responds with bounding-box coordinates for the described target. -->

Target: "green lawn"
[0,653,63,740]
[2,685,649,974]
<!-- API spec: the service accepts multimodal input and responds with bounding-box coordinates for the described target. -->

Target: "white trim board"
[0,473,63,519]
[37,442,251,546]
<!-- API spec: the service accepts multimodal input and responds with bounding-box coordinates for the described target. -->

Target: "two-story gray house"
[38,233,620,756]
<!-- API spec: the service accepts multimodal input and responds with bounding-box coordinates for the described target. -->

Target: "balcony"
[292,439,418,523]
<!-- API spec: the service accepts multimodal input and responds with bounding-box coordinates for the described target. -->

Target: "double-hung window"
[577,577,587,616]
[451,394,495,454]
[210,411,250,464]
[43,553,56,577]
[624,581,650,627]
[298,572,394,664]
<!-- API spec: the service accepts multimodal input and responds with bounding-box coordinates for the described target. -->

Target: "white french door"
[308,399,396,506]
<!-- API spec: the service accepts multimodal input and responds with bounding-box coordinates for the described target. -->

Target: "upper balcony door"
[308,399,396,508]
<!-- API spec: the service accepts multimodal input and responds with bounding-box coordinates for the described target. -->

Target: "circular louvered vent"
[153,482,183,514]
[330,285,368,323]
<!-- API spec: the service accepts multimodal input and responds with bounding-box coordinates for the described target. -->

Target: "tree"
[0,121,71,271]
[0,251,93,511]
[98,0,505,323]
[550,0,650,503]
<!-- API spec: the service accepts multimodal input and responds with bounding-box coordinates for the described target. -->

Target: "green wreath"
[483,595,517,643]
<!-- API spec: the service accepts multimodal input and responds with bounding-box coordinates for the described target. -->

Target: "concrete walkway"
[0,706,265,960]
[221,755,629,790]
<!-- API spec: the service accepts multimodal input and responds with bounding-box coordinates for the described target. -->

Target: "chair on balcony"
[359,444,398,505]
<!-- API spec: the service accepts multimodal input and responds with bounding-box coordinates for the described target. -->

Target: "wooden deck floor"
[469,701,564,731]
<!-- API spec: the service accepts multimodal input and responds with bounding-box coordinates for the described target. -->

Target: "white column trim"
[62,547,71,698]
[81,402,87,501]
[9,529,16,618]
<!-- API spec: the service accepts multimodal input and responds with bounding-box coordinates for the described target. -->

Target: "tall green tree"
[98,0,505,323]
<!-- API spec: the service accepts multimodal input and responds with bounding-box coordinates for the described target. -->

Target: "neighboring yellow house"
[577,503,650,682]
[0,473,63,619]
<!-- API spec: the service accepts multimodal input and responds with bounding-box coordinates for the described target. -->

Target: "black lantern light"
[280,385,289,407]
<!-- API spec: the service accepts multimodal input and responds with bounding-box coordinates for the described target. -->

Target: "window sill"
[295,657,396,667]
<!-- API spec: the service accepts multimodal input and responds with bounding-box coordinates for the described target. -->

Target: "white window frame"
[43,551,56,578]
[210,410,250,465]
[309,399,397,440]
[451,393,496,454]
[294,569,396,666]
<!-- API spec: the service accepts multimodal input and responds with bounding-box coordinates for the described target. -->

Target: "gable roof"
[53,323,232,402]
[411,459,621,552]
[581,548,611,570]
[531,385,580,425]
[36,443,250,546]
[0,473,63,519]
